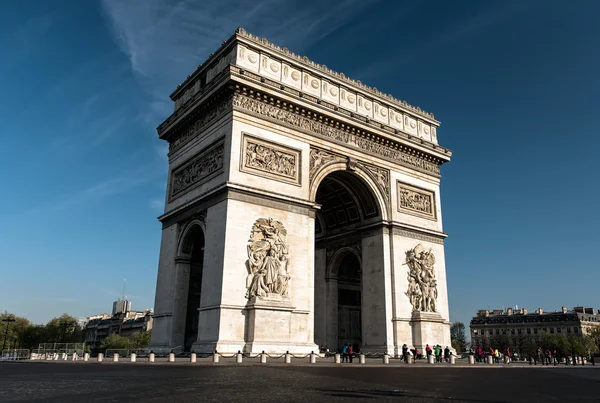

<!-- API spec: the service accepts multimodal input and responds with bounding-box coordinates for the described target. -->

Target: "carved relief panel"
[240,134,301,186]
[170,140,225,200]
[396,181,436,220]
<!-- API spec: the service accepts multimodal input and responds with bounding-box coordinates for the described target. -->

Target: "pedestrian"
[402,344,409,363]
[342,344,348,363]
[494,348,499,364]
[505,347,510,364]
[426,344,432,359]
[435,345,442,363]
[347,344,353,363]
[444,346,450,363]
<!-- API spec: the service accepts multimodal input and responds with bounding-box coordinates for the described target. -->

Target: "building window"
[527,328,531,334]
[474,330,478,335]
[557,327,561,333]
[502,329,506,334]
[518,329,522,334]
[496,329,500,335]
[550,328,554,334]
[567,327,571,333]
[511,329,515,334]
[574,328,579,334]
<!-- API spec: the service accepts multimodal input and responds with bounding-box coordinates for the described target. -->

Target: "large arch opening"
[313,170,383,354]
[179,224,205,352]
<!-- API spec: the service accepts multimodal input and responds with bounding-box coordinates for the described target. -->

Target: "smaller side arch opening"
[178,223,205,352]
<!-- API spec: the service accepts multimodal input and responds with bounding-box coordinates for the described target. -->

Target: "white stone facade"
[148,29,452,355]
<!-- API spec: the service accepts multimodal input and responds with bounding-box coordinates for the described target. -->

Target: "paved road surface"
[0,362,598,402]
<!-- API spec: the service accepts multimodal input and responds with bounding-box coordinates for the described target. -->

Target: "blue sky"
[1,0,599,329]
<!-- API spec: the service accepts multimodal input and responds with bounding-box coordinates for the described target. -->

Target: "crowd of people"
[320,343,455,363]
[471,345,576,365]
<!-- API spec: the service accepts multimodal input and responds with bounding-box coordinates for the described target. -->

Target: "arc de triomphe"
[148,28,452,355]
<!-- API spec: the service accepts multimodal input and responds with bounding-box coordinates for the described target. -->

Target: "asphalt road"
[0,362,599,402]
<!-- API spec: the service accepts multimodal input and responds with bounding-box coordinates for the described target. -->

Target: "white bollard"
[487,355,493,365]
[191,352,196,363]
[335,353,341,364]
[310,352,316,364]
[149,352,155,363]
[407,355,414,364]
[428,354,435,364]
[213,352,220,363]
[113,353,119,362]
[236,352,243,364]
[359,354,366,364]
[62,353,68,361]
[84,353,89,362]
[98,353,103,362]
[383,354,389,364]
[468,355,475,364]
[450,355,456,365]
[285,353,291,364]
[260,352,267,364]
[169,352,175,362]
[130,353,136,362]
[72,353,77,361]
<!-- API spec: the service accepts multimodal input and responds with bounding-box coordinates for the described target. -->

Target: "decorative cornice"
[235,28,435,120]
[172,28,436,121]
[392,227,445,245]
[232,92,442,176]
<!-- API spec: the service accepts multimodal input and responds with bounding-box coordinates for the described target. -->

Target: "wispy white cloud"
[23,163,164,216]
[100,0,380,125]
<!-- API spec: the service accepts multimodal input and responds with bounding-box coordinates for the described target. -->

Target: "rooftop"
[172,27,436,121]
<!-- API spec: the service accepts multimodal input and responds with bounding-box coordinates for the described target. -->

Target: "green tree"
[101,331,152,350]
[44,314,82,343]
[450,322,467,353]
[101,334,133,350]
[568,335,587,358]
[586,327,600,353]
[1,312,31,350]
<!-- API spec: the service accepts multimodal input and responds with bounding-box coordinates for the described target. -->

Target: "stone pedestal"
[243,295,317,354]
[410,311,450,351]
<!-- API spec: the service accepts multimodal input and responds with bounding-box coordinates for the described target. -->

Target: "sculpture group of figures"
[405,243,438,312]
[399,189,432,214]
[245,218,291,299]
[246,142,296,178]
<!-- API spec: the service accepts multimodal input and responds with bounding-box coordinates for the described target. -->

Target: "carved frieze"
[359,162,390,210]
[405,243,438,313]
[170,141,224,198]
[232,95,441,176]
[392,228,444,245]
[241,134,301,186]
[169,97,233,153]
[397,181,436,220]
[245,218,291,299]
[309,147,345,188]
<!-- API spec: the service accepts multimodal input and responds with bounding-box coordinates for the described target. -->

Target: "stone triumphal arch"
[149,28,453,355]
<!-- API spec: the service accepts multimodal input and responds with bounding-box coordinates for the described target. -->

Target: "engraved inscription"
[241,134,301,186]
[171,142,224,197]
[397,181,436,219]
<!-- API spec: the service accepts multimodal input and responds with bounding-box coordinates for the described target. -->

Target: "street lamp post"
[2,316,16,352]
